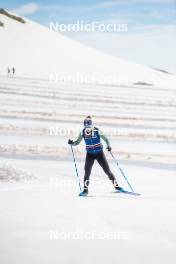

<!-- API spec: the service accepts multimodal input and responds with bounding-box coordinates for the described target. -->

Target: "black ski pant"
[83,151,118,192]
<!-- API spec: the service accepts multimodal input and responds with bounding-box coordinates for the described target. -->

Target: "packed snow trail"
[0,158,176,264]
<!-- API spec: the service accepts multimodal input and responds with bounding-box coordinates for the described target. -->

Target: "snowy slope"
[0,9,176,87]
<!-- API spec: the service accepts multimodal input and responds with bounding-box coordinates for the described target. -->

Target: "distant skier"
[7,67,10,77]
[68,116,124,196]
[12,67,15,76]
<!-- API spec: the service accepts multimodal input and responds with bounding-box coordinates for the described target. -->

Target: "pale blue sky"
[1,0,175,29]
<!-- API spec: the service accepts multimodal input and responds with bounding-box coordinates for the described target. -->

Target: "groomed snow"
[0,158,176,264]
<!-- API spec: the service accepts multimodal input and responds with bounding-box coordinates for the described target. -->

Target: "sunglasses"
[84,119,92,126]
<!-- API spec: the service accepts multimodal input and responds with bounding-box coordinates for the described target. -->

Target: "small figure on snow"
[7,67,10,77]
[68,116,124,196]
[12,67,15,76]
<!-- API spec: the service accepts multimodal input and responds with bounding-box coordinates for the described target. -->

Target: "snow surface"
[0,158,176,264]
[0,10,176,264]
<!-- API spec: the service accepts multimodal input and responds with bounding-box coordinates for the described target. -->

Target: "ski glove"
[68,139,74,145]
[107,146,112,152]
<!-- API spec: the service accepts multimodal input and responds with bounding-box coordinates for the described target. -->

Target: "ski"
[78,191,141,197]
[115,190,141,196]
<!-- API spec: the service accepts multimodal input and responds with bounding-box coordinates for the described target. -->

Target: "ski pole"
[70,145,82,192]
[110,151,134,192]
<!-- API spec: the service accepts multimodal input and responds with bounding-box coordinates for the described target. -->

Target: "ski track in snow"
[0,76,176,165]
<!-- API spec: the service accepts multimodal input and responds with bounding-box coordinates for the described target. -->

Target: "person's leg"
[83,152,95,192]
[96,151,119,188]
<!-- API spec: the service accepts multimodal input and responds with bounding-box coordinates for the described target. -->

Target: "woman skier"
[68,116,124,196]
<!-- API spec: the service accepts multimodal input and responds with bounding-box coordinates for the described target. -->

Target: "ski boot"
[79,190,88,197]
[115,186,125,193]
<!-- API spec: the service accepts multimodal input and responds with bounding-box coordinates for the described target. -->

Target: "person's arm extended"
[73,132,83,146]
[100,133,110,147]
